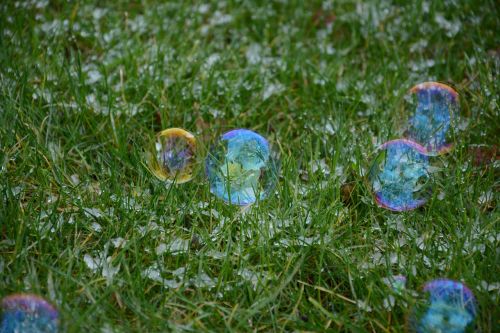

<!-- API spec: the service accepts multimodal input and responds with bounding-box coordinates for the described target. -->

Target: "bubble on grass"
[1,294,59,333]
[384,275,407,294]
[147,128,197,184]
[408,279,477,333]
[406,82,459,155]
[206,129,279,206]
[369,139,431,211]
[382,275,408,310]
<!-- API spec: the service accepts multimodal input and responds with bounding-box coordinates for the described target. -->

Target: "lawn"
[0,0,499,332]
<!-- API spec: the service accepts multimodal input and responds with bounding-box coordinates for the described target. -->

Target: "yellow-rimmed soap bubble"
[147,128,197,184]
[406,82,459,155]
[1,294,59,333]
[206,129,279,206]
[408,279,477,333]
[369,139,431,211]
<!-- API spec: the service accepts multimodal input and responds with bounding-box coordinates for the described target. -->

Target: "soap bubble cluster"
[369,139,431,212]
[206,129,279,206]
[408,279,477,333]
[406,82,459,155]
[0,294,59,333]
[370,82,459,211]
[148,128,197,184]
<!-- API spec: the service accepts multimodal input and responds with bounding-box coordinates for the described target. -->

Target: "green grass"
[1,0,498,332]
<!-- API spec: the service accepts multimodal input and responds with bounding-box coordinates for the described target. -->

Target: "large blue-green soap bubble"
[1,294,59,333]
[406,82,459,155]
[369,139,431,211]
[206,129,279,206]
[408,279,477,333]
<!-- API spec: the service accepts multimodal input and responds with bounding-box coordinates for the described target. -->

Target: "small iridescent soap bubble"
[1,294,59,333]
[408,279,477,333]
[384,275,407,294]
[206,129,279,206]
[406,82,459,155]
[369,139,431,211]
[147,128,197,184]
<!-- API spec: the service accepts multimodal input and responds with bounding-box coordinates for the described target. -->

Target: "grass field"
[1,0,499,332]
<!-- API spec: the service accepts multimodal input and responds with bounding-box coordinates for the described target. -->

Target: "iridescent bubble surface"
[206,129,279,205]
[148,128,196,184]
[1,294,59,333]
[369,139,431,211]
[408,279,477,333]
[407,82,459,155]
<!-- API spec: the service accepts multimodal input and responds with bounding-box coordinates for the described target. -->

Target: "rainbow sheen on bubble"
[206,129,279,205]
[148,128,196,184]
[1,294,59,333]
[369,139,431,211]
[408,279,477,333]
[407,82,459,155]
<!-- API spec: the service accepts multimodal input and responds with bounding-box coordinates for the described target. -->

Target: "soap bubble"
[1,294,59,333]
[206,129,279,205]
[384,275,407,294]
[147,128,197,184]
[406,82,459,155]
[369,139,431,211]
[408,279,477,333]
